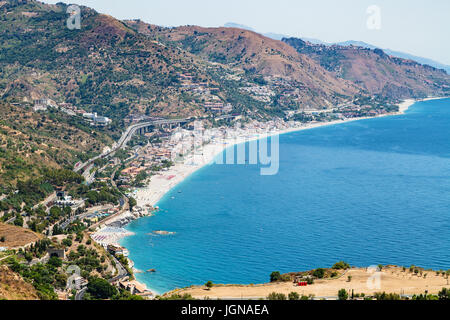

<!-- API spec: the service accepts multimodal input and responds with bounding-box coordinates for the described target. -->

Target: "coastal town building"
[119,280,153,298]
[107,244,129,257]
[69,276,88,290]
[47,247,66,260]
[204,102,233,114]
[33,98,58,111]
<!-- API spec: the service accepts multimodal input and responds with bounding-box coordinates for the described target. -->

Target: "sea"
[121,98,450,294]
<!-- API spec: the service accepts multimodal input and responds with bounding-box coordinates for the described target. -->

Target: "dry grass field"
[0,223,42,249]
[172,266,450,300]
[0,265,39,300]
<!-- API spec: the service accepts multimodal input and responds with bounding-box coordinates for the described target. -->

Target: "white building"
[33,99,58,112]
[83,112,111,126]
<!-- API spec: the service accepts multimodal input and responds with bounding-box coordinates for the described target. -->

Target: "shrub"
[313,268,325,279]
[439,288,450,300]
[267,292,287,300]
[270,271,282,282]
[288,292,300,300]
[332,261,350,270]
[48,256,62,268]
[338,289,348,300]
[280,274,291,282]
[205,281,214,290]
[374,292,401,300]
[62,238,72,247]
[87,277,117,300]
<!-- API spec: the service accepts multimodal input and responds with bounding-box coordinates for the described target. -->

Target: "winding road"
[75,118,189,174]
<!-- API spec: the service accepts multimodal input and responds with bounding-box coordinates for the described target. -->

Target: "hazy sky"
[44,0,450,65]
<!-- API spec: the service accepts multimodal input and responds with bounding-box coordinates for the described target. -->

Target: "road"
[82,164,96,185]
[110,256,129,283]
[0,254,13,262]
[75,118,188,174]
[75,287,87,301]
[60,210,90,230]
[74,255,128,300]
[33,192,57,210]
[6,192,57,224]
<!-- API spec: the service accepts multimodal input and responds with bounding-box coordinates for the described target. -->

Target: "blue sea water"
[121,98,450,294]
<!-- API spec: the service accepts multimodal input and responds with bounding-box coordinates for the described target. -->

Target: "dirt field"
[0,223,42,248]
[173,266,450,299]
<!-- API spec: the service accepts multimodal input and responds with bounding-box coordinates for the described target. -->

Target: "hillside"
[0,265,39,300]
[283,37,450,99]
[1,1,448,118]
[132,22,362,108]
[335,41,450,74]
[0,222,42,248]
[0,101,112,193]
[0,0,227,118]
[3,0,334,119]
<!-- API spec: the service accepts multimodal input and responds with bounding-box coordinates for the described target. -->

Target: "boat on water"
[153,230,176,236]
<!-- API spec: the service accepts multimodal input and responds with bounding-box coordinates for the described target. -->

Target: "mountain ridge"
[222,22,450,74]
[283,37,450,99]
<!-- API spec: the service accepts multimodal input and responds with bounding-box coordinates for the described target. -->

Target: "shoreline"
[115,96,446,296]
[133,97,421,209]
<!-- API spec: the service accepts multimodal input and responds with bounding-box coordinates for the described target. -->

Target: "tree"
[267,292,287,300]
[129,197,137,210]
[14,214,24,227]
[313,268,325,279]
[373,292,400,300]
[270,271,282,282]
[62,238,72,248]
[439,288,450,300]
[87,277,117,300]
[288,292,300,300]
[332,261,350,270]
[49,206,62,221]
[338,289,348,301]
[48,256,62,268]
[205,281,214,290]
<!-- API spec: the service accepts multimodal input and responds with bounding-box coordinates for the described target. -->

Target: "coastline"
[114,96,445,296]
[133,98,420,209]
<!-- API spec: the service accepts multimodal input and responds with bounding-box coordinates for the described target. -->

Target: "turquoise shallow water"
[121,98,450,295]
